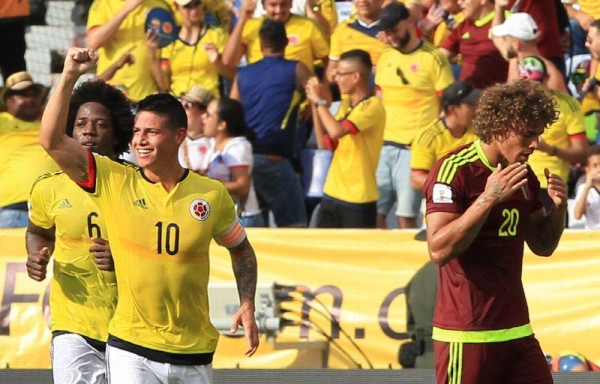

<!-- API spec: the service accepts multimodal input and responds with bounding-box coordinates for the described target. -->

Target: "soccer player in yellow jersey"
[517,56,588,211]
[410,80,479,192]
[40,48,259,384]
[222,0,329,72]
[306,49,385,228]
[374,1,454,228]
[26,80,134,384]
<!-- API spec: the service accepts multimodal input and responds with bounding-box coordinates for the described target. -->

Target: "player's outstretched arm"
[40,48,97,184]
[525,168,568,257]
[25,221,55,282]
[427,163,529,266]
[228,237,259,356]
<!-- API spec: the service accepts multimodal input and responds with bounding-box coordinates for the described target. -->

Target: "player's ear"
[175,127,187,145]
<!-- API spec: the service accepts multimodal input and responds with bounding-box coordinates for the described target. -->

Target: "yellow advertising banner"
[0,228,599,369]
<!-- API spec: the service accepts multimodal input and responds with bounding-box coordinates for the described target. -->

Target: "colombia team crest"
[190,199,210,221]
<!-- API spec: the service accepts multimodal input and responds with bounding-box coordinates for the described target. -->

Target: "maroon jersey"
[424,141,544,332]
[440,15,509,89]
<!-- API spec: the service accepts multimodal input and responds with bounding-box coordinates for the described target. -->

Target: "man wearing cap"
[0,71,58,228]
[178,85,216,173]
[374,1,454,229]
[87,0,173,102]
[439,0,507,89]
[411,80,479,192]
[491,12,568,94]
[517,56,588,212]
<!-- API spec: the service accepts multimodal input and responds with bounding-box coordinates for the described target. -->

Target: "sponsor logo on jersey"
[58,199,73,209]
[133,198,148,209]
[432,183,453,203]
[190,199,210,221]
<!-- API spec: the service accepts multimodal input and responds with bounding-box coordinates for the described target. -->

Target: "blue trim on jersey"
[348,20,380,38]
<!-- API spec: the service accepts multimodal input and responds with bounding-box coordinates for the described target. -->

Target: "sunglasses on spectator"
[183,0,202,9]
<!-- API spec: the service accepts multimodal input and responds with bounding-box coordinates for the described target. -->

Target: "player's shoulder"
[31,170,67,188]
[415,119,446,147]
[552,90,581,113]
[435,141,479,184]
[419,41,448,66]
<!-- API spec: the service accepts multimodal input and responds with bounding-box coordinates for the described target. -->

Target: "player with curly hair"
[424,79,566,384]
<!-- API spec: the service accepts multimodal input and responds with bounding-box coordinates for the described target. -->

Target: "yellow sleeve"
[343,97,385,134]
[213,184,246,248]
[87,0,110,28]
[410,133,437,171]
[28,176,54,229]
[320,0,338,33]
[310,21,330,60]
[329,24,343,61]
[431,49,455,92]
[563,96,586,136]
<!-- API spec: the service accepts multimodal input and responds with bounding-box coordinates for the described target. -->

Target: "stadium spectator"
[0,0,29,81]
[439,0,508,89]
[573,144,600,228]
[325,0,387,83]
[585,20,600,100]
[410,80,479,192]
[147,0,234,97]
[25,79,134,384]
[87,0,173,102]
[491,12,568,94]
[375,1,454,228]
[230,19,310,227]
[551,351,600,371]
[493,0,566,76]
[425,79,564,384]
[201,98,264,227]
[564,0,598,56]
[517,56,588,212]
[40,47,259,383]
[306,49,385,228]
[221,0,329,73]
[0,71,57,228]
[178,85,216,173]
[253,0,337,36]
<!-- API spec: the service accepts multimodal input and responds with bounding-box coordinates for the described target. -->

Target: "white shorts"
[106,345,213,384]
[51,333,107,384]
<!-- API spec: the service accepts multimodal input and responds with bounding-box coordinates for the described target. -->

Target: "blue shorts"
[376,145,423,218]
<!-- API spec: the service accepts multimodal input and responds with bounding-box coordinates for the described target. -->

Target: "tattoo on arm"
[231,239,258,304]
[75,153,89,182]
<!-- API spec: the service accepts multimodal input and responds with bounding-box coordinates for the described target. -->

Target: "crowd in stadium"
[2,0,600,382]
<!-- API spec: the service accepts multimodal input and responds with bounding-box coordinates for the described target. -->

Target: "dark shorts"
[434,335,553,384]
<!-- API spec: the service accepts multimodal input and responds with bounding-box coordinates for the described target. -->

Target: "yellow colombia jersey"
[375,41,454,145]
[329,19,388,68]
[529,91,586,188]
[88,0,172,102]
[324,96,385,203]
[161,26,228,97]
[169,0,231,31]
[87,154,245,354]
[28,172,117,342]
[0,113,58,207]
[242,15,329,70]
[411,119,476,171]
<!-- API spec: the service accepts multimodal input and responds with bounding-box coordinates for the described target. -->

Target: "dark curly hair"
[67,80,134,156]
[472,79,557,144]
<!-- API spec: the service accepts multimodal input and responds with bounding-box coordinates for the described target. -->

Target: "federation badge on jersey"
[432,183,453,204]
[288,34,300,46]
[190,199,210,221]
